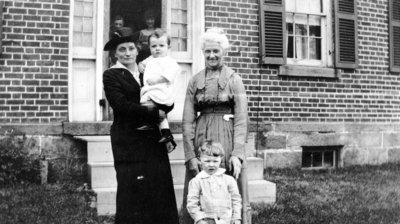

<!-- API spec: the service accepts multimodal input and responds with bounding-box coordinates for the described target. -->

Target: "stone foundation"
[256,122,400,168]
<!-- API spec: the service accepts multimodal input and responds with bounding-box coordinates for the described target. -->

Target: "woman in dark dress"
[103,27,179,224]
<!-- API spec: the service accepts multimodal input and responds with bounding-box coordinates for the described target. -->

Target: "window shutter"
[259,0,286,65]
[389,0,400,72]
[334,0,358,69]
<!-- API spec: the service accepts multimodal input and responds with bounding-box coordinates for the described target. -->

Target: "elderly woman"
[182,28,252,224]
[103,27,178,224]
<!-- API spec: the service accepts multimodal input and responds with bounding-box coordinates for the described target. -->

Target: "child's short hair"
[199,140,225,157]
[114,15,124,22]
[148,28,171,46]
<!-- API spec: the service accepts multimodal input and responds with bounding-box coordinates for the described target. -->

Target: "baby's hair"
[148,28,171,46]
[199,140,225,157]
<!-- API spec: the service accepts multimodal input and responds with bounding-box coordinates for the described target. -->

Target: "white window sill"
[279,65,339,78]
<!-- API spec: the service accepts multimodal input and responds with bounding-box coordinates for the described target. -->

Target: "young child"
[137,28,180,149]
[187,140,242,224]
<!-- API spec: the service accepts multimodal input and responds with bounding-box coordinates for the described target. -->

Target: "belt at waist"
[200,107,232,114]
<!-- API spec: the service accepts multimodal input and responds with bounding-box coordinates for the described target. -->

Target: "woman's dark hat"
[104,27,139,51]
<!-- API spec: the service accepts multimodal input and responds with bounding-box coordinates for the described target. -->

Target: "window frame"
[259,0,358,75]
[285,0,333,67]
[72,0,97,59]
[161,0,192,61]
[301,145,340,170]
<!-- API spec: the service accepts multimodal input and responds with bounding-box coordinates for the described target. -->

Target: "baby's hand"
[138,62,146,73]
[146,79,156,86]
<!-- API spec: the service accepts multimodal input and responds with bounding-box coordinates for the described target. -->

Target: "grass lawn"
[1,163,400,223]
[254,163,400,224]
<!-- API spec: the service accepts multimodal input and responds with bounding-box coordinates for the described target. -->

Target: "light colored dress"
[140,55,180,106]
[182,65,251,224]
[187,168,242,224]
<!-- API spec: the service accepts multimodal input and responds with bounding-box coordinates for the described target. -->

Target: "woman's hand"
[229,156,242,179]
[187,157,202,176]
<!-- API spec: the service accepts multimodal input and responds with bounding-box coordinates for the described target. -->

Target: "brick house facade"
[1,0,400,179]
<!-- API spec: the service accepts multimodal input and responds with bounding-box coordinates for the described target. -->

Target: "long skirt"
[181,112,252,224]
[114,153,178,224]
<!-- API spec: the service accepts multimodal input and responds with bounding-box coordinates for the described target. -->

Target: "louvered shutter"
[389,0,400,72]
[259,0,286,65]
[334,0,358,69]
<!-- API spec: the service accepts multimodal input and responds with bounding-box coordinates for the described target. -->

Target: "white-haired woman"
[182,28,251,224]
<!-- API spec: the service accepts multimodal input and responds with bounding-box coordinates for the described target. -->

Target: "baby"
[137,28,180,149]
[187,140,242,224]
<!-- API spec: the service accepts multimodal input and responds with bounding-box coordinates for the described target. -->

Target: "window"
[259,0,358,70]
[302,146,341,169]
[389,0,400,72]
[170,0,188,52]
[73,0,96,56]
[286,0,331,66]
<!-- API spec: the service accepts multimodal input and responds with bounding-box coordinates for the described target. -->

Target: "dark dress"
[103,67,179,224]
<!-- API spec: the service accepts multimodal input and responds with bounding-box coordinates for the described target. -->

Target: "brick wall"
[205,0,400,123]
[0,0,70,123]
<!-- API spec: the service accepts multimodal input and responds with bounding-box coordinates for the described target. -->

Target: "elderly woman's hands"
[229,156,242,179]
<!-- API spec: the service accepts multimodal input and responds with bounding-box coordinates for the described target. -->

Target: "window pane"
[287,22,293,35]
[309,15,321,37]
[312,152,323,167]
[171,9,187,24]
[74,2,84,16]
[295,37,308,59]
[302,151,312,167]
[83,18,93,32]
[172,0,187,9]
[295,14,307,35]
[73,17,83,32]
[171,0,188,52]
[323,151,334,167]
[83,2,93,17]
[73,0,94,48]
[309,38,321,59]
[287,36,294,58]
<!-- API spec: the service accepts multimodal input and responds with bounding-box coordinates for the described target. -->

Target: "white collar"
[111,61,138,73]
[197,168,226,179]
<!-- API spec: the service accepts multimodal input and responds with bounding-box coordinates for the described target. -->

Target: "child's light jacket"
[187,168,242,224]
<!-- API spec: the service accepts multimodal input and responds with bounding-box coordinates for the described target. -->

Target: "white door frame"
[68,0,204,122]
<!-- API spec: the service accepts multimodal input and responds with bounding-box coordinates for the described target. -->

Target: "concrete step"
[75,136,113,163]
[94,180,276,216]
[168,134,185,160]
[89,157,265,188]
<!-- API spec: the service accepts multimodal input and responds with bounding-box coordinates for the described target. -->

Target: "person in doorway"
[137,28,180,150]
[109,15,126,65]
[136,9,158,62]
[187,140,242,224]
[102,27,179,224]
[182,27,252,224]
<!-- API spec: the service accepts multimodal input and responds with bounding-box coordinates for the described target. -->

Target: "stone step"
[94,180,276,216]
[89,157,265,188]
[80,134,257,163]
